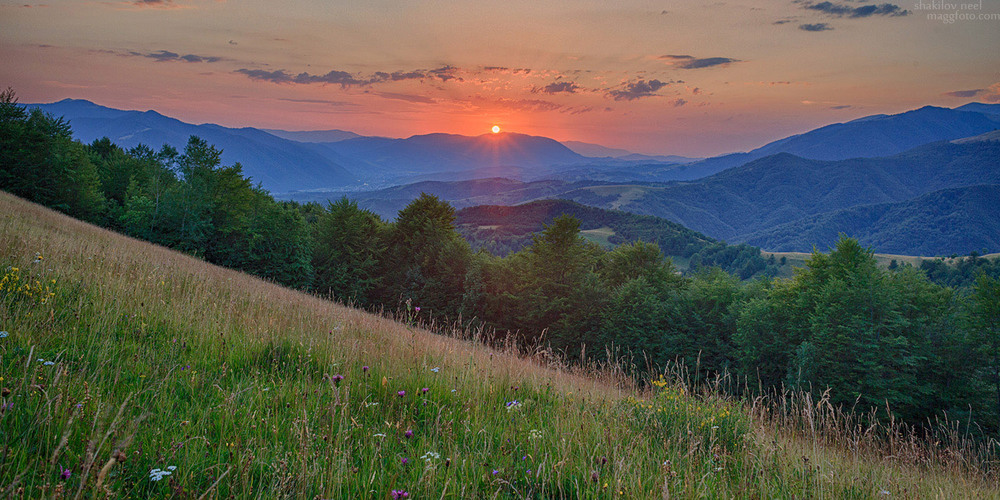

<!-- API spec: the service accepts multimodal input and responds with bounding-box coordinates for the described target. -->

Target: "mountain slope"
[556,141,1000,251]
[262,128,363,143]
[455,199,715,256]
[742,184,1000,255]
[29,99,360,192]
[667,105,1000,180]
[318,132,588,179]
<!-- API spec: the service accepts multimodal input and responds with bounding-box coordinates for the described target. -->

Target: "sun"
[491,125,501,134]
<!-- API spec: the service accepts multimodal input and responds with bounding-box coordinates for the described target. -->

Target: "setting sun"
[491,125,500,134]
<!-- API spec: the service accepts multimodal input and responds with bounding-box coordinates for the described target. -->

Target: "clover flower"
[421,387,429,394]
[391,490,409,499]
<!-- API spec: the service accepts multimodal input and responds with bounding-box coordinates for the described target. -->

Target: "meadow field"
[1,190,996,498]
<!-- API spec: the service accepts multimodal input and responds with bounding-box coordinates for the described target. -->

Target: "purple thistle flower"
[331,374,344,385]
[362,365,369,373]
[404,429,413,439]
[421,387,429,394]
[60,468,71,480]
[397,390,406,397]
[400,457,408,465]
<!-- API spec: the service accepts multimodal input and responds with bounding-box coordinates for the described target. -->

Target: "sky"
[2,0,998,156]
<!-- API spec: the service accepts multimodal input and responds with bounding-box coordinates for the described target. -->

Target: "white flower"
[451,389,457,393]
[528,429,543,440]
[364,401,380,407]
[430,367,440,373]
[421,451,441,463]
[149,467,175,481]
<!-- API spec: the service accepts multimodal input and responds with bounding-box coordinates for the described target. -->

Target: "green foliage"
[312,197,385,306]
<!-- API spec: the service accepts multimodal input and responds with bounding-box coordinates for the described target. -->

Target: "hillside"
[665,104,1000,180]
[743,185,1000,255]
[28,99,360,192]
[2,191,996,498]
[454,199,778,278]
[555,140,1000,253]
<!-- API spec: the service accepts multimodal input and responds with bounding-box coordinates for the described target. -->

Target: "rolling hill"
[29,99,360,192]
[742,184,1000,255]
[554,140,1000,252]
[659,104,1000,180]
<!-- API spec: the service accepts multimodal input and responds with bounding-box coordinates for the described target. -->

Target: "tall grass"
[0,191,997,498]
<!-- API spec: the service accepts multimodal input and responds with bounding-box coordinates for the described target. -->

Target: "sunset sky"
[2,0,998,156]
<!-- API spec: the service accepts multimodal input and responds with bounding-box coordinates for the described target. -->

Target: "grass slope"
[0,191,995,498]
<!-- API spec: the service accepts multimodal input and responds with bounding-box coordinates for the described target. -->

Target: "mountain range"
[26,98,1000,255]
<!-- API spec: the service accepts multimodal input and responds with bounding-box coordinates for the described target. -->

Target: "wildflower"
[0,331,8,338]
[43,361,55,366]
[331,374,344,386]
[505,400,522,411]
[397,390,406,397]
[365,401,380,407]
[591,470,599,483]
[880,489,891,496]
[60,468,71,480]
[421,387,429,394]
[451,389,457,393]
[362,365,369,373]
[421,451,440,463]
[492,469,499,475]
[414,307,421,312]
[404,429,414,439]
[391,490,409,499]
[400,457,408,465]
[430,367,440,373]
[529,429,543,440]
[149,467,175,481]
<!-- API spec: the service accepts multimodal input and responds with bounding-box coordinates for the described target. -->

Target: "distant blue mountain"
[262,128,362,143]
[316,132,589,179]
[28,99,359,192]
[659,104,1000,180]
[742,184,1000,256]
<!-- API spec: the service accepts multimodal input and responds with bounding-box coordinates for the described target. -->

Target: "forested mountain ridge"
[742,184,1000,255]
[455,199,778,279]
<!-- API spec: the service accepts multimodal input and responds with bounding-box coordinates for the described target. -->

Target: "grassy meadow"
[1,190,997,498]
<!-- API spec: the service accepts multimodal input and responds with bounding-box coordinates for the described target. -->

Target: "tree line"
[2,89,998,436]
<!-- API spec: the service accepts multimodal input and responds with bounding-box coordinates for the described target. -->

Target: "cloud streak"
[127,50,224,63]
[942,89,984,98]
[606,79,671,101]
[659,55,740,69]
[799,23,834,31]
[797,1,909,18]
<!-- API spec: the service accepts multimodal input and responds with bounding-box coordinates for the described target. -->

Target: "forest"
[2,89,998,437]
